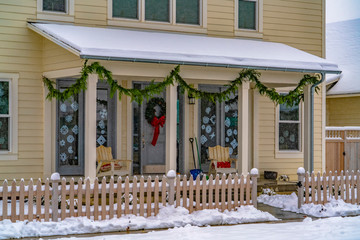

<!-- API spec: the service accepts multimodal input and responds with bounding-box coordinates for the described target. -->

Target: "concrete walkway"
[257,203,311,223]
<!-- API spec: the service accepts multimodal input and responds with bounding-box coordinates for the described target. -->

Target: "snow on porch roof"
[29,23,341,74]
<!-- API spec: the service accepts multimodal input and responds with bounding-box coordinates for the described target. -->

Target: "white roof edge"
[28,22,341,74]
[326,73,342,85]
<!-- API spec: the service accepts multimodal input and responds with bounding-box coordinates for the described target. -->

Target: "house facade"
[0,0,338,181]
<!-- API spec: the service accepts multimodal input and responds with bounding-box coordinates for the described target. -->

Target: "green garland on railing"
[43,61,320,106]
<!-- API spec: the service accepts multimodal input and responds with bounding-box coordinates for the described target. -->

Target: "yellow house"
[0,0,340,181]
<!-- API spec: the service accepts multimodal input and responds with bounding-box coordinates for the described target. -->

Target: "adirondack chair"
[96,146,132,177]
[208,145,237,175]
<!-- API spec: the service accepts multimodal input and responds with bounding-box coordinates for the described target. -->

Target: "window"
[176,0,200,25]
[110,0,202,27]
[0,73,18,160]
[278,101,301,151]
[238,0,256,30]
[113,0,138,19]
[0,81,10,151]
[37,0,74,22]
[235,0,263,38]
[43,0,66,13]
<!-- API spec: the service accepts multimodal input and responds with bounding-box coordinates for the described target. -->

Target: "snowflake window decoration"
[60,153,68,162]
[60,103,67,113]
[59,140,65,147]
[72,125,79,135]
[67,135,74,143]
[60,125,69,135]
[71,101,79,112]
[65,115,73,123]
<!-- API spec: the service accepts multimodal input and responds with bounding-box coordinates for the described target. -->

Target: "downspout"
[310,72,325,172]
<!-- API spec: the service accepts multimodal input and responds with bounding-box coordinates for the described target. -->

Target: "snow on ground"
[258,192,360,217]
[50,216,360,240]
[0,205,277,239]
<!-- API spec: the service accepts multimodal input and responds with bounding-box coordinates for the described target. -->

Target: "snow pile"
[0,205,277,239]
[258,192,360,217]
[53,216,360,240]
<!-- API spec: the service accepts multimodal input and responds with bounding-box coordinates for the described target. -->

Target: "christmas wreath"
[145,97,166,146]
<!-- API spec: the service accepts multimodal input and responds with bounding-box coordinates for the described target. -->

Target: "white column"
[84,74,98,180]
[238,82,250,174]
[303,85,311,172]
[166,82,178,172]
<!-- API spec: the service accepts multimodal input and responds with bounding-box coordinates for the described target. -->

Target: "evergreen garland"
[43,61,320,106]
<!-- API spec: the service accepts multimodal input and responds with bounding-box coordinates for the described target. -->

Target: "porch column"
[85,74,98,180]
[303,85,311,172]
[238,82,250,174]
[166,82,178,172]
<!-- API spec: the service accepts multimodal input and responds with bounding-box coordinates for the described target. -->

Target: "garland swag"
[43,61,320,106]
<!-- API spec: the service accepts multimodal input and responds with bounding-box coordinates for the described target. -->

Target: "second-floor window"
[238,0,257,30]
[43,0,66,13]
[112,0,200,25]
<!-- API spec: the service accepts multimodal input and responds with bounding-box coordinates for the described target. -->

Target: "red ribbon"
[150,116,166,146]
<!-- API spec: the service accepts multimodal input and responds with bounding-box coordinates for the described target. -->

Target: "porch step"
[257,179,297,193]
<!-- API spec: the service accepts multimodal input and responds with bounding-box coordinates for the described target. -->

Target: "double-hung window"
[111,0,202,27]
[275,94,303,159]
[0,74,18,160]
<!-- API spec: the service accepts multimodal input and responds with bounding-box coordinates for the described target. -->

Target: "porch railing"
[0,170,259,222]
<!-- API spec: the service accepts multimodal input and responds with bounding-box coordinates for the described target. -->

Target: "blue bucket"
[190,169,202,180]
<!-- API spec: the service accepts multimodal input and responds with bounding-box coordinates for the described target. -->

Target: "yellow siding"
[0,0,43,181]
[327,97,360,126]
[263,0,324,57]
[207,0,234,37]
[74,0,107,26]
[257,89,323,180]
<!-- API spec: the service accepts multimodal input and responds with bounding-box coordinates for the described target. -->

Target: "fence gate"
[326,127,360,172]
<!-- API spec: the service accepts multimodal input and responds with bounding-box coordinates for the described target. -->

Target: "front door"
[133,83,166,174]
[199,85,238,173]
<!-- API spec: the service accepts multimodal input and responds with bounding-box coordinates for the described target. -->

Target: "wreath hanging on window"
[145,97,166,146]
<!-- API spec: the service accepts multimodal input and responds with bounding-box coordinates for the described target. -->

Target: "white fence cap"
[50,172,61,181]
[297,167,306,174]
[250,168,259,175]
[167,170,176,178]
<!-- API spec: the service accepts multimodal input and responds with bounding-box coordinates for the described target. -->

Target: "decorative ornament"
[71,101,79,112]
[205,125,212,134]
[60,153,67,162]
[60,125,69,135]
[224,117,231,128]
[68,146,74,154]
[59,140,65,147]
[210,115,216,124]
[98,120,105,129]
[100,109,107,119]
[205,107,211,114]
[290,134,295,142]
[225,105,230,113]
[60,104,67,113]
[227,129,233,137]
[230,139,238,149]
[283,130,289,137]
[201,125,205,130]
[65,115,73,123]
[203,116,209,124]
[145,97,166,146]
[210,132,215,139]
[97,135,106,145]
[234,130,238,135]
[200,135,208,145]
[67,135,74,143]
[72,125,79,135]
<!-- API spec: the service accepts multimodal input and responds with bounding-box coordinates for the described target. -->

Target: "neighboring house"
[325,18,360,172]
[0,0,339,181]
[326,18,360,126]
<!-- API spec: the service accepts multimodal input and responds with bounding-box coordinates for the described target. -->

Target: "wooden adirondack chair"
[96,146,132,177]
[208,145,237,175]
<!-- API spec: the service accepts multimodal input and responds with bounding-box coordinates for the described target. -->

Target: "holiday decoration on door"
[145,97,166,146]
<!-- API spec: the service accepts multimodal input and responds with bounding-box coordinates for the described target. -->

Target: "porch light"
[188,94,195,105]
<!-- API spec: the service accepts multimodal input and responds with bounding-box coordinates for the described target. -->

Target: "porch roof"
[29,22,341,74]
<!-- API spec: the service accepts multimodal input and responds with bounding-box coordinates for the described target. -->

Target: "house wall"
[327,96,360,126]
[0,0,44,180]
[0,0,326,180]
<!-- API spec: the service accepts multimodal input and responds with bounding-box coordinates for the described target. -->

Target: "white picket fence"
[0,170,259,222]
[297,168,360,208]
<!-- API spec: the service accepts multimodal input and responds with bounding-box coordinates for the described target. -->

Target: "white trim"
[37,0,74,22]
[326,93,360,98]
[108,0,207,33]
[116,91,122,159]
[0,73,18,161]
[234,0,263,38]
[275,91,304,159]
[253,90,259,169]
[239,82,250,174]
[126,81,133,161]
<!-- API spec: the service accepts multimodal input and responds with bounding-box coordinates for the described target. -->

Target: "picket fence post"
[167,170,176,206]
[51,172,61,222]
[297,167,305,209]
[250,168,259,208]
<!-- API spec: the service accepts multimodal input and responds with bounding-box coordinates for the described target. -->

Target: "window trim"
[275,91,304,159]
[0,73,18,161]
[37,0,75,22]
[234,0,263,39]
[108,0,207,34]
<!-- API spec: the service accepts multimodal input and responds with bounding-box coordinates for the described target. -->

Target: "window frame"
[108,0,207,34]
[0,73,18,161]
[275,91,303,159]
[234,0,263,38]
[37,0,75,22]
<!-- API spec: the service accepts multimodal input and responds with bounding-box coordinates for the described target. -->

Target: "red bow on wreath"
[150,116,166,146]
